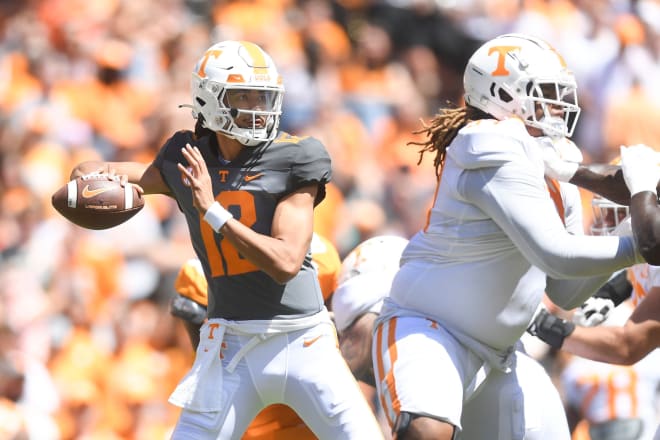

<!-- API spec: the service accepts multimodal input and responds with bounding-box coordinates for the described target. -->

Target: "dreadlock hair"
[193,115,214,140]
[408,104,493,177]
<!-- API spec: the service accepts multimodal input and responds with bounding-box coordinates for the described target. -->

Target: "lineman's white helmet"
[337,235,409,286]
[464,33,580,138]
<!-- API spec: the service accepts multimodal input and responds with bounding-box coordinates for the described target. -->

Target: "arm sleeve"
[545,274,612,310]
[292,138,332,206]
[461,160,643,279]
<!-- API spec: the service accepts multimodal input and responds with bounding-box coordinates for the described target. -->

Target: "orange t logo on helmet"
[197,49,223,78]
[487,45,520,76]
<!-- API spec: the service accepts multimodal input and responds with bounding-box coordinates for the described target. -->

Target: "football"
[51,174,144,230]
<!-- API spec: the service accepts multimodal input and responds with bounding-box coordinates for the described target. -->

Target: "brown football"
[51,174,144,230]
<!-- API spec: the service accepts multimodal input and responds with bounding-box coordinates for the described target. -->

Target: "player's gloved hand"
[620,144,660,196]
[527,308,575,349]
[539,136,582,182]
[572,297,615,327]
[170,294,207,325]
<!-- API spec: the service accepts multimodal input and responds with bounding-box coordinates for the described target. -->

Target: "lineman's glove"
[527,308,575,349]
[539,137,582,182]
[572,297,615,327]
[620,144,660,196]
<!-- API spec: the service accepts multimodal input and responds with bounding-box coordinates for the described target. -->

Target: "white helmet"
[337,235,409,286]
[464,33,580,138]
[189,40,284,146]
[590,195,629,236]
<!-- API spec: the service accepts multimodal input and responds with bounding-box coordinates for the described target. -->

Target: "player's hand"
[572,297,615,327]
[620,144,660,196]
[527,308,575,349]
[89,166,143,193]
[170,294,207,325]
[539,136,582,181]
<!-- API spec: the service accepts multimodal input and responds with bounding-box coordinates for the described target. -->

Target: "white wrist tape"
[204,201,233,232]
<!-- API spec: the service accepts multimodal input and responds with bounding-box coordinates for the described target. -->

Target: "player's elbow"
[608,334,647,365]
[269,261,300,284]
[608,346,639,365]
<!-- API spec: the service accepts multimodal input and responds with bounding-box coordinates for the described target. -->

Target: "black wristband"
[527,309,576,349]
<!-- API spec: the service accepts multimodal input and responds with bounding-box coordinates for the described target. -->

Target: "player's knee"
[393,412,456,440]
[170,294,207,325]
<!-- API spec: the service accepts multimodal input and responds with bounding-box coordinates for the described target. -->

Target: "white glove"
[539,136,582,181]
[572,297,615,327]
[619,144,660,196]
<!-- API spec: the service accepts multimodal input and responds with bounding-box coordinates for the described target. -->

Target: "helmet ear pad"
[191,79,232,132]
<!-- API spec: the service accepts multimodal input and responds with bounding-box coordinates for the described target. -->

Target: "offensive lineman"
[371,33,644,440]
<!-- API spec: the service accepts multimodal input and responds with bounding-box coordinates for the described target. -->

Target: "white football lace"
[80,173,120,181]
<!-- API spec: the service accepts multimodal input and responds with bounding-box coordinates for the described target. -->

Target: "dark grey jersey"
[153,130,332,320]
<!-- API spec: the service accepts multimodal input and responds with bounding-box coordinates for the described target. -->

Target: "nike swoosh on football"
[81,185,113,198]
[303,335,323,347]
[244,173,264,182]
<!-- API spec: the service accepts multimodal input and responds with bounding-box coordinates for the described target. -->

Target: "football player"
[171,232,346,440]
[372,33,644,440]
[332,235,572,440]
[69,40,382,439]
[528,194,660,439]
[528,194,660,366]
[559,304,660,440]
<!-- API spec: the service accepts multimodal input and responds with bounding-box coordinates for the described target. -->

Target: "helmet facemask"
[218,83,283,146]
[590,196,629,236]
[524,80,580,138]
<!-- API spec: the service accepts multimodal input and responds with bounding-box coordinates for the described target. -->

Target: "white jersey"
[388,118,641,350]
[562,351,660,440]
[561,301,660,440]
[628,264,660,307]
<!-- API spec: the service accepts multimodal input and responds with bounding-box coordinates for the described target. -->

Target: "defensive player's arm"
[562,288,660,364]
[528,291,660,364]
[70,161,170,196]
[629,191,660,265]
[338,313,378,386]
[568,164,633,206]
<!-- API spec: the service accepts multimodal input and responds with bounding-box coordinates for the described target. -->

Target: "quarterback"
[69,40,382,439]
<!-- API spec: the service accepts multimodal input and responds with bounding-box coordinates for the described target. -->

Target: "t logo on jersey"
[488,45,521,76]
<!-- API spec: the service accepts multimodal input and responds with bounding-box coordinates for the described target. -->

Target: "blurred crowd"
[1,0,660,438]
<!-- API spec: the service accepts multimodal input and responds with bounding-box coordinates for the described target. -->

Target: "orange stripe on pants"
[375,318,400,427]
